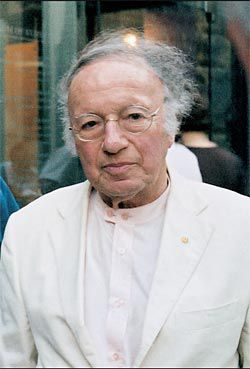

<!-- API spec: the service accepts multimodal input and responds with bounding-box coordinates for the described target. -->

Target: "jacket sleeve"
[0,215,37,368]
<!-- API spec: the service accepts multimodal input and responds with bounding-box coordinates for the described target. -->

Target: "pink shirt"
[85,184,170,367]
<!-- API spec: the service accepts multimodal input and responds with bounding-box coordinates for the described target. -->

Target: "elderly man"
[0,29,249,368]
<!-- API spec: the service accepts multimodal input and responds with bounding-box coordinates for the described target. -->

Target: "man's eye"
[129,113,144,120]
[81,121,99,130]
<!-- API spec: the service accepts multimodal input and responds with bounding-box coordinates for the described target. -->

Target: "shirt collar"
[92,177,171,225]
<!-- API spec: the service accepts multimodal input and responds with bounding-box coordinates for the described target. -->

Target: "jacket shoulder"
[172,170,249,215]
[198,181,249,208]
[190,180,250,226]
[7,182,90,227]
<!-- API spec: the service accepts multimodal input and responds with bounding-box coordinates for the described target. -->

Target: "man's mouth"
[102,162,136,175]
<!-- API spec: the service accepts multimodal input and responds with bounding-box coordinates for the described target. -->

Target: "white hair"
[59,28,198,155]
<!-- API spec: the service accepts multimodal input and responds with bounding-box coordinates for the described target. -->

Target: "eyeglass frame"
[69,104,162,142]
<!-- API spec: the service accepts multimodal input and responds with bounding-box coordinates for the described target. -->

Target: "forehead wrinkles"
[68,58,163,100]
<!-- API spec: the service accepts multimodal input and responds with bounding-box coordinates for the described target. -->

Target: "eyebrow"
[74,104,152,119]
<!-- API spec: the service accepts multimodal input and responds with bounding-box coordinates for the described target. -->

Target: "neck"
[100,171,169,209]
[181,131,217,148]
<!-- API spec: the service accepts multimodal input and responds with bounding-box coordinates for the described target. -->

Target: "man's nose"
[102,120,129,154]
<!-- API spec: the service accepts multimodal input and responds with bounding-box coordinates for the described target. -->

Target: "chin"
[99,178,144,199]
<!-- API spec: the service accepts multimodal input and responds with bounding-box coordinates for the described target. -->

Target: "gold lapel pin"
[181,236,189,244]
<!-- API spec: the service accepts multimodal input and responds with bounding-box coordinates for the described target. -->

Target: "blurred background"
[0,0,249,207]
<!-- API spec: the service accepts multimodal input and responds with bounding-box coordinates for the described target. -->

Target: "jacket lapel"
[49,181,98,367]
[134,172,214,367]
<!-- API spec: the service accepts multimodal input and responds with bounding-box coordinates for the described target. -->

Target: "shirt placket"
[106,218,134,368]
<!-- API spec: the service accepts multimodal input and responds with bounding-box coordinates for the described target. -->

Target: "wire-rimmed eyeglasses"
[69,105,161,142]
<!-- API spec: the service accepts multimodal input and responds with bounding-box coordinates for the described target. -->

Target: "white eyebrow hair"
[73,104,154,119]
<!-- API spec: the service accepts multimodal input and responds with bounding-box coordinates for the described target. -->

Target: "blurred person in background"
[179,97,248,195]
[39,145,86,195]
[0,177,19,251]
[166,141,202,182]
[219,0,250,196]
[0,141,41,207]
[0,29,249,368]
[219,1,250,79]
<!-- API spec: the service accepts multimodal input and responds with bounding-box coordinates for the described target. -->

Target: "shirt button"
[112,353,120,361]
[113,298,126,308]
[107,209,115,217]
[118,247,126,255]
[121,213,129,220]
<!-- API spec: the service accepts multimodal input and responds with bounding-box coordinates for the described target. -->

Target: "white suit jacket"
[0,171,249,368]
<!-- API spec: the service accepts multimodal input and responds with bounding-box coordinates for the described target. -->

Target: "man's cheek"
[82,159,100,179]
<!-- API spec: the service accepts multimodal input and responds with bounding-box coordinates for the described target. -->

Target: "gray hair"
[59,28,198,155]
